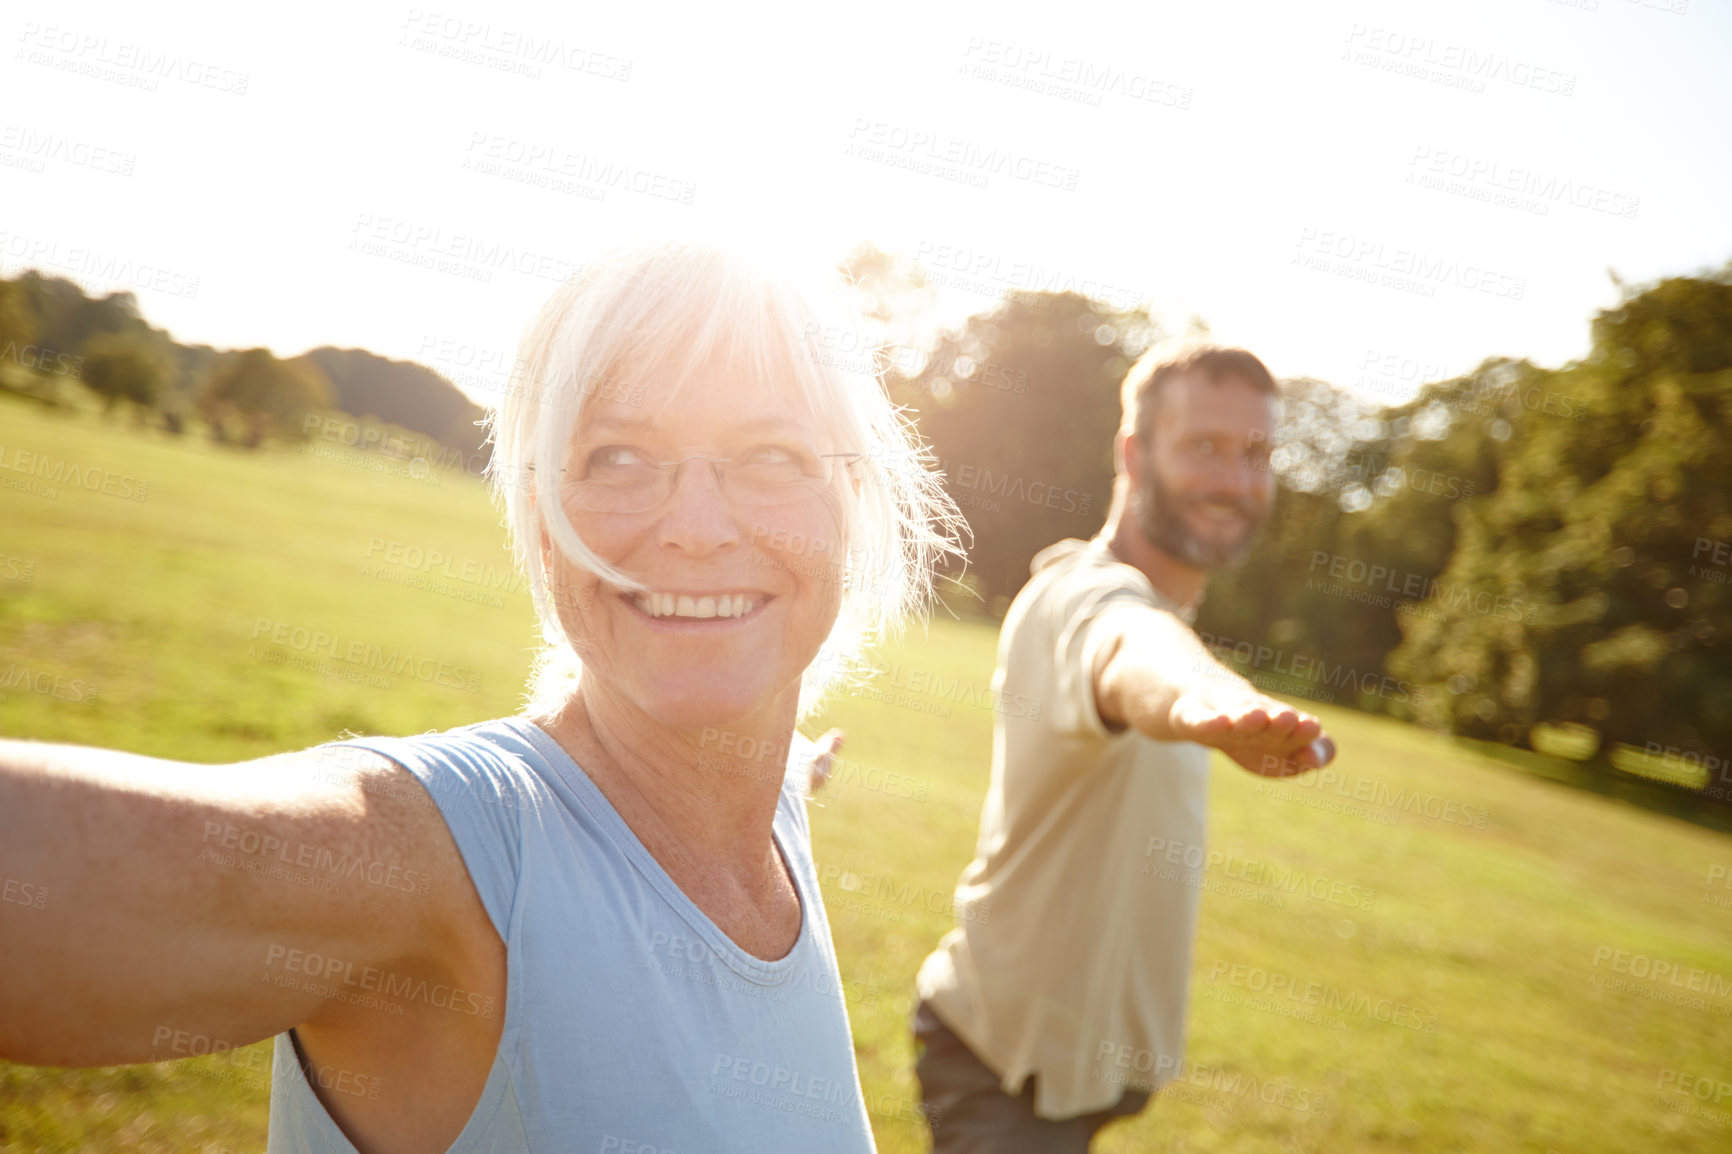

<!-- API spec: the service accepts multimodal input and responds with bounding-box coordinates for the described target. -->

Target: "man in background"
[911,342,1337,1152]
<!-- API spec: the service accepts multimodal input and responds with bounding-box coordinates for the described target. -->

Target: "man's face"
[1131,373,1276,569]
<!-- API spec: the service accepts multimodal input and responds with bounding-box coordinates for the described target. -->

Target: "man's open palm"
[1166,689,1336,777]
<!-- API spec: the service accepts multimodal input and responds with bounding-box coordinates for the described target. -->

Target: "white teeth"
[633,592,763,619]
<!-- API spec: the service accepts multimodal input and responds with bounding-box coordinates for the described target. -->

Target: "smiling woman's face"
[542,359,852,730]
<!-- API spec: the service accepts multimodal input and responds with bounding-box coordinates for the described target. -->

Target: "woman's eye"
[589,445,652,470]
[744,445,798,465]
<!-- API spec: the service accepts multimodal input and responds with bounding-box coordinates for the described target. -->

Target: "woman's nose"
[656,459,742,554]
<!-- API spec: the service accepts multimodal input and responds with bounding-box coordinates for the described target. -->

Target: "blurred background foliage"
[840,246,1732,823]
[4,254,1729,821]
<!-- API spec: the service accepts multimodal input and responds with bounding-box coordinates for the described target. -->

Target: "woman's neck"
[530,683,797,897]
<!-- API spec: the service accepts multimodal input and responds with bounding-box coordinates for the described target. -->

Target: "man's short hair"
[1120,341,1278,444]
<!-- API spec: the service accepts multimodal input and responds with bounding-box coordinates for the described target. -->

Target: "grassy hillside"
[2,399,1728,1152]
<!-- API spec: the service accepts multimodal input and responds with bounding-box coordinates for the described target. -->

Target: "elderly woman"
[0,240,961,1152]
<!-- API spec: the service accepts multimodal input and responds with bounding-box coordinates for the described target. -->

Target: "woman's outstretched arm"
[0,739,477,1067]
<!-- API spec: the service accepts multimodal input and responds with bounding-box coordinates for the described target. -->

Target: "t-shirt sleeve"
[1047,571,1168,741]
[324,731,532,943]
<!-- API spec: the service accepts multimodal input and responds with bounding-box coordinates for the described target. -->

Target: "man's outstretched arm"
[1092,607,1336,776]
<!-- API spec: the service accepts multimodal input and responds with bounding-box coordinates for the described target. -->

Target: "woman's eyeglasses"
[542,445,863,514]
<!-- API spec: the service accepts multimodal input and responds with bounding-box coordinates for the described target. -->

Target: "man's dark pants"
[912,999,1151,1153]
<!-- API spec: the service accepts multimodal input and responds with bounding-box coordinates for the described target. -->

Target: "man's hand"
[1166,688,1335,777]
[805,729,845,795]
[1093,607,1338,776]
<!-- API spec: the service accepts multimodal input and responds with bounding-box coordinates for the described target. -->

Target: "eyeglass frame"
[522,449,865,512]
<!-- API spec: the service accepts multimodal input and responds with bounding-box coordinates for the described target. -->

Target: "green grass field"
[2,397,1730,1153]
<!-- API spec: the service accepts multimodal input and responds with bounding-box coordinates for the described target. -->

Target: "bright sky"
[4,0,1728,410]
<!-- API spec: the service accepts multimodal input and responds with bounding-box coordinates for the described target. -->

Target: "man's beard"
[1133,470,1267,569]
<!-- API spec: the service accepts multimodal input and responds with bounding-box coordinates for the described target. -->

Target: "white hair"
[485,238,965,720]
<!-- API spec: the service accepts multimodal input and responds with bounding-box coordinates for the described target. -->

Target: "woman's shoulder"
[325,716,553,813]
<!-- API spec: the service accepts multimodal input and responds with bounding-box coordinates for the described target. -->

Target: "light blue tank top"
[265,716,877,1153]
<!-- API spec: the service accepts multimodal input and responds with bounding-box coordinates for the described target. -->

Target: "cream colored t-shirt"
[916,536,1212,1120]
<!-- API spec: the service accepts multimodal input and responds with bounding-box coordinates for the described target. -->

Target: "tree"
[80,332,174,417]
[200,349,333,448]
[14,273,143,355]
[893,291,1156,611]
[837,241,941,400]
[1391,266,1732,773]
[302,347,490,475]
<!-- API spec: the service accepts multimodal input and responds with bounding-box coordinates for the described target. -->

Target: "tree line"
[0,271,488,466]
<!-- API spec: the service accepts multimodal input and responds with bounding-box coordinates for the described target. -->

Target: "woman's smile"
[623,589,776,623]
